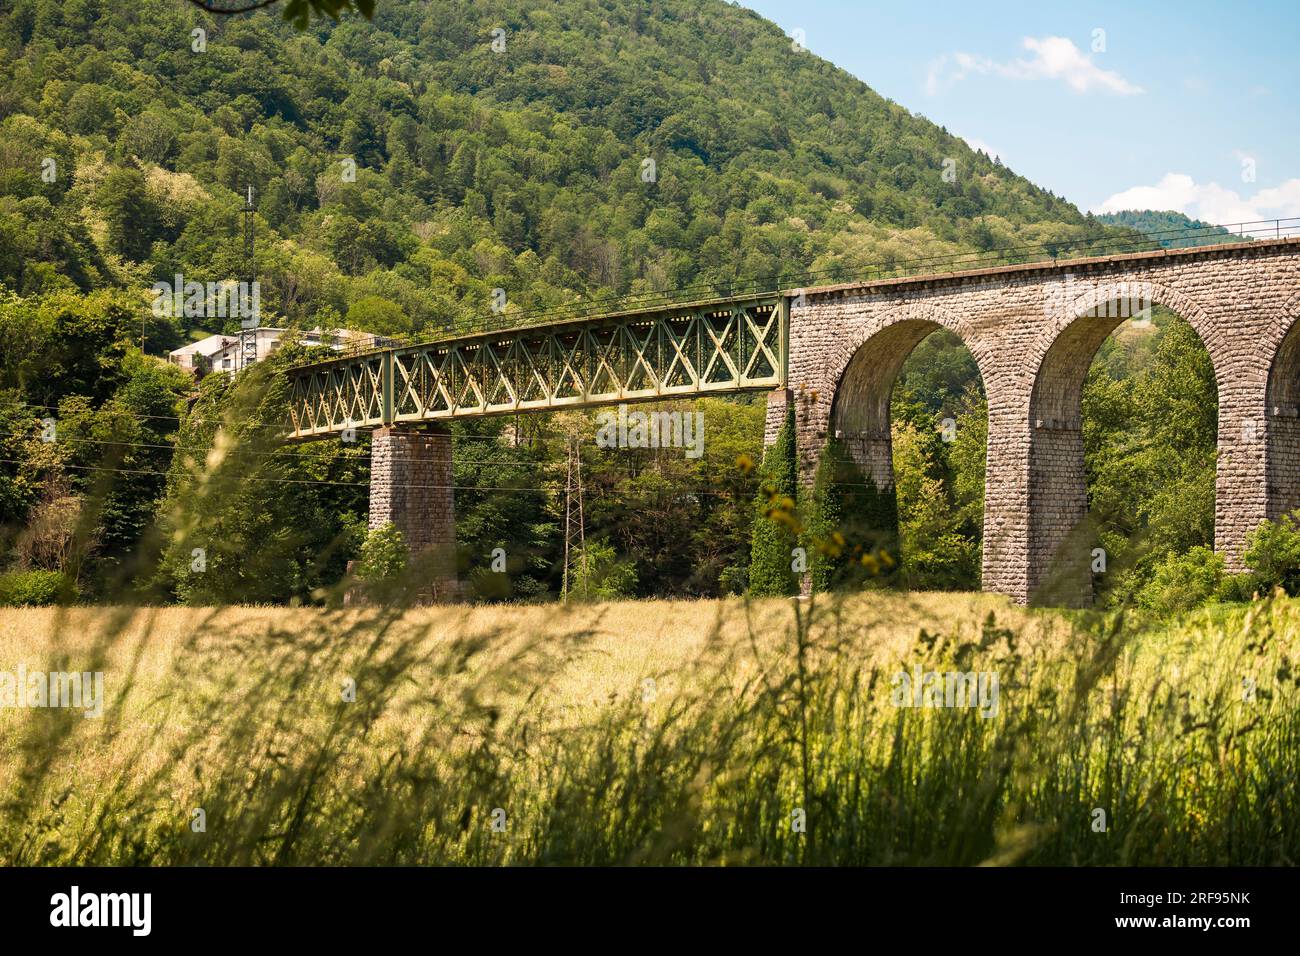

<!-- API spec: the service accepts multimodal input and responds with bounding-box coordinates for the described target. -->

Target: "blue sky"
[744,0,1300,225]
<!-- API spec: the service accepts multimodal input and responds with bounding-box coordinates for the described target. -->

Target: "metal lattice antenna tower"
[239,185,257,370]
[561,435,588,604]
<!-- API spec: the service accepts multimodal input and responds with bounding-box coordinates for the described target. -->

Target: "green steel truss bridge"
[286,295,787,439]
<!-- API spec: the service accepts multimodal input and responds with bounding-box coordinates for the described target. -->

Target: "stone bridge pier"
[369,424,458,601]
[770,238,1300,606]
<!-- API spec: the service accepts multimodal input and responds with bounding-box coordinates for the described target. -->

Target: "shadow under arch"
[1028,282,1219,606]
[826,306,991,581]
[1266,295,1300,522]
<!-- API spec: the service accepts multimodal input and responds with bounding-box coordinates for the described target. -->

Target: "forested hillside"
[0,0,1114,603]
[2,0,1272,609]
[1095,210,1247,248]
[0,0,1106,342]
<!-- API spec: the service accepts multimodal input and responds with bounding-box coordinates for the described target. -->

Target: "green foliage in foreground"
[2,594,1297,865]
[0,569,69,606]
[748,404,798,597]
[273,0,377,31]
[1137,511,1300,615]
[354,521,407,602]
[356,521,406,581]
[567,539,639,601]
[805,437,897,592]
[1139,546,1225,615]
[1243,512,1300,596]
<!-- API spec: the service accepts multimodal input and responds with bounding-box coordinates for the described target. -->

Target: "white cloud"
[1093,173,1300,228]
[926,36,1143,96]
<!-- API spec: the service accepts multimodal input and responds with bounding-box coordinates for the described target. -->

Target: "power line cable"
[0,457,762,497]
[0,428,552,468]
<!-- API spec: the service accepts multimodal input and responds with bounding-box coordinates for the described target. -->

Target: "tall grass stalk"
[1,589,1296,865]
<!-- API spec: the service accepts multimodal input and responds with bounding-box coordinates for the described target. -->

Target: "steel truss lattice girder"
[286,296,787,438]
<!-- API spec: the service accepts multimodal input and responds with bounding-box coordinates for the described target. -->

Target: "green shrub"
[568,539,638,600]
[903,532,980,590]
[1217,571,1266,603]
[1243,511,1300,594]
[748,403,798,597]
[0,569,72,606]
[356,523,408,587]
[1138,546,1223,614]
[717,563,747,595]
[805,437,898,592]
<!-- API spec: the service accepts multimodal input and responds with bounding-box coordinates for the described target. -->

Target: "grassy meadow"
[0,591,1297,866]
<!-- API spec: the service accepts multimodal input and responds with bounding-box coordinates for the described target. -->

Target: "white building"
[168,327,394,375]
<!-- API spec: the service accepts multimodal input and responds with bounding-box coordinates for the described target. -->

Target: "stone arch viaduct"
[769,236,1300,603]
[287,236,1300,605]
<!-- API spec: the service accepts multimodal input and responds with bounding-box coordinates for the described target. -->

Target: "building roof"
[170,334,236,358]
[168,327,387,361]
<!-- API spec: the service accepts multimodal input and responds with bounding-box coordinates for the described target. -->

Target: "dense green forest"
[0,0,1105,334]
[1095,209,1251,248]
[0,0,1288,608]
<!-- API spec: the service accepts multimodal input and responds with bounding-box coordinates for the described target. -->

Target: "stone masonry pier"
[369,424,458,601]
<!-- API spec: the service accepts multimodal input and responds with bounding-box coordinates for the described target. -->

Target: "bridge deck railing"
[293,217,1300,368]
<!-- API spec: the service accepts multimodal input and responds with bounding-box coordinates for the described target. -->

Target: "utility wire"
[0,399,546,442]
[0,428,551,468]
[0,458,764,497]
[0,426,780,470]
[0,451,914,495]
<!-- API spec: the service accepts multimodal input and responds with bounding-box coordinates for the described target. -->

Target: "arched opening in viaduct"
[829,319,987,589]
[1266,318,1300,520]
[1029,299,1219,606]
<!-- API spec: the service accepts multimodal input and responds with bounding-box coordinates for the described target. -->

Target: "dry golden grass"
[0,592,1041,808]
[2,592,1294,865]
[0,589,1041,717]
